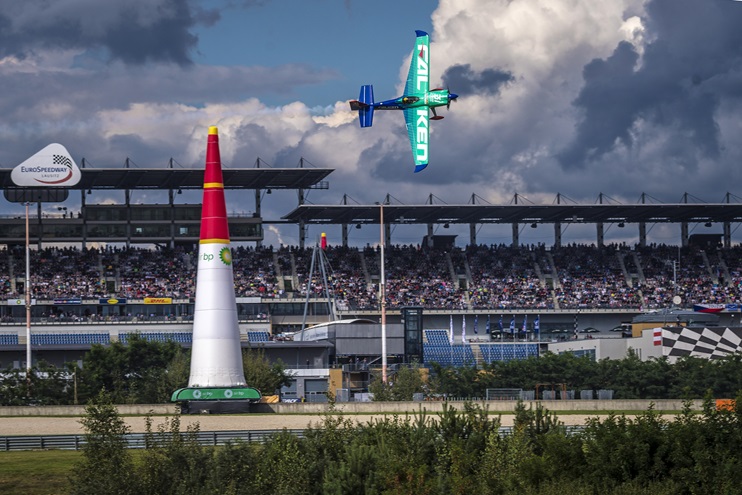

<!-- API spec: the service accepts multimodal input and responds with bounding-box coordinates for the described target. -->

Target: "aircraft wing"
[403,30,430,172]
[404,107,429,173]
[404,30,430,97]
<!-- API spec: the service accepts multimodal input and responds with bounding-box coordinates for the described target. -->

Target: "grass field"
[0,450,81,495]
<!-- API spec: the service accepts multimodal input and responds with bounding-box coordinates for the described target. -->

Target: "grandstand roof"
[283,203,742,225]
[0,168,332,190]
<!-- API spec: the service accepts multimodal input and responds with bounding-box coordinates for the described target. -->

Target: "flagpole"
[449,314,453,366]
[499,315,503,362]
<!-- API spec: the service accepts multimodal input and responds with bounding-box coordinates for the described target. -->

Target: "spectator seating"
[119,332,192,344]
[1,243,740,312]
[423,344,453,367]
[247,331,271,342]
[30,333,110,345]
[479,343,539,363]
[0,334,18,345]
[424,329,451,345]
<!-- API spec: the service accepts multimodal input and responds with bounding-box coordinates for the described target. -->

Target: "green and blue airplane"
[349,30,458,173]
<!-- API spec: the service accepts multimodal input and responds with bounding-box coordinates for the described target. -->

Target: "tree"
[79,334,183,403]
[0,366,29,405]
[242,347,292,395]
[139,414,211,495]
[427,363,486,398]
[0,360,72,406]
[369,363,426,401]
[69,391,137,495]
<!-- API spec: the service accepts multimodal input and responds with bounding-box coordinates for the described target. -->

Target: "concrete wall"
[0,404,177,416]
[254,399,703,414]
[0,399,703,417]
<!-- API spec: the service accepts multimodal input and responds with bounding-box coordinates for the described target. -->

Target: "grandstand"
[1,243,740,316]
[1,164,742,398]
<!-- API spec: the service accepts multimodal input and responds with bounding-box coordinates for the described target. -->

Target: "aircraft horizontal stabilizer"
[350,85,374,128]
[349,100,368,111]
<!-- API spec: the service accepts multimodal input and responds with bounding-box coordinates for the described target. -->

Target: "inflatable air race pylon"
[172,126,261,413]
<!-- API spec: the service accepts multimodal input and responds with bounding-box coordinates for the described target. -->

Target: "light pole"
[24,202,32,391]
[378,201,387,384]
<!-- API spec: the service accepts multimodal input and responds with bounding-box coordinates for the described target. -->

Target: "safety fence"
[0,425,587,452]
[0,428,305,452]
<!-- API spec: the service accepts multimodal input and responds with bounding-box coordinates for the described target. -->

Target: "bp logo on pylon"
[219,247,232,266]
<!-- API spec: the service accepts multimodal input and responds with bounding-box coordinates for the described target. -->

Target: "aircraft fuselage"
[372,89,454,111]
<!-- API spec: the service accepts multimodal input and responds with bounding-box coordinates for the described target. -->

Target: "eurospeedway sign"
[10,143,81,187]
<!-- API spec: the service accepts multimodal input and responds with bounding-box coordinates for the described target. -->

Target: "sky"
[2,0,742,248]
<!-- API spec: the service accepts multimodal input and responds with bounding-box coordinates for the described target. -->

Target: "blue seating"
[423,343,476,367]
[424,329,451,345]
[0,334,19,345]
[247,331,270,342]
[451,345,476,366]
[30,333,110,345]
[120,332,192,344]
[423,343,452,366]
[479,343,538,363]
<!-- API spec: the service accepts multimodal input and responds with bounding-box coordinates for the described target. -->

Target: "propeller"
[447,88,458,110]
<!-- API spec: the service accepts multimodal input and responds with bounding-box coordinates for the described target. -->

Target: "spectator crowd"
[1,243,741,311]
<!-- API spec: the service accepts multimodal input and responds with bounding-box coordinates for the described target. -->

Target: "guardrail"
[0,428,306,452]
[0,425,587,452]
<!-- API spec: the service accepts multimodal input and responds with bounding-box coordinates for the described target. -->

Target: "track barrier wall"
[0,399,705,417]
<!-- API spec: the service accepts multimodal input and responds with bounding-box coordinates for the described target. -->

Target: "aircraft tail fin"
[349,85,374,127]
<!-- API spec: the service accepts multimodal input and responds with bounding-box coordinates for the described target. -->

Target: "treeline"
[4,342,742,406]
[425,351,742,400]
[0,334,290,406]
[70,392,742,495]
[369,352,742,401]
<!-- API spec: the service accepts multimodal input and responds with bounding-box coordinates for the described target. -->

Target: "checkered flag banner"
[53,154,72,167]
[662,326,742,359]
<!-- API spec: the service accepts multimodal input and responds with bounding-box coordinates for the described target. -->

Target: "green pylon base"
[171,387,262,414]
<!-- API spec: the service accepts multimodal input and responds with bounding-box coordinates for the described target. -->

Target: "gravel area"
[0,413,622,436]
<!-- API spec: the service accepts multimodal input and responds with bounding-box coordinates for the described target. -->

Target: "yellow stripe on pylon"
[200,238,230,244]
[204,182,224,189]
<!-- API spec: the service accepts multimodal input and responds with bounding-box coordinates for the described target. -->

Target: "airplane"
[349,30,458,173]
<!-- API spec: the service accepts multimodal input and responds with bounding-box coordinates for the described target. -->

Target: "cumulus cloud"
[2,0,742,246]
[441,64,513,96]
[558,0,742,170]
[0,0,218,65]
